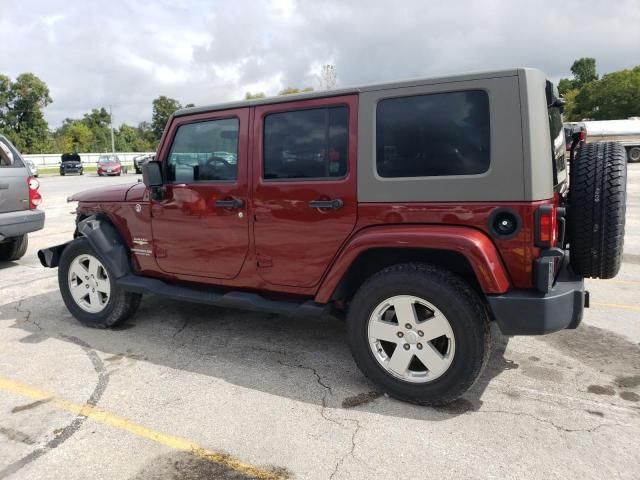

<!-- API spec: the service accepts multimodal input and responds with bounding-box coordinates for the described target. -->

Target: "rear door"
[252,95,358,288]
[0,136,29,214]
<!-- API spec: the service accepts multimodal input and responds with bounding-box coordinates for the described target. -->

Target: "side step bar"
[116,275,327,317]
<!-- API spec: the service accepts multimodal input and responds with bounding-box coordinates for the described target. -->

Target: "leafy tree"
[572,66,640,120]
[115,124,154,152]
[278,86,314,95]
[0,73,52,153]
[152,96,181,140]
[570,58,598,88]
[558,58,599,97]
[245,92,266,100]
[80,107,112,152]
[62,121,93,152]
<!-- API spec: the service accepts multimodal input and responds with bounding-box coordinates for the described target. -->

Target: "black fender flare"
[38,215,132,278]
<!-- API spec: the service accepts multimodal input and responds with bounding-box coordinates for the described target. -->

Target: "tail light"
[579,130,586,142]
[535,205,557,248]
[28,176,42,209]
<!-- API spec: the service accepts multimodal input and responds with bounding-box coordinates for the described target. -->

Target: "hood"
[98,162,120,167]
[62,160,82,165]
[70,182,139,202]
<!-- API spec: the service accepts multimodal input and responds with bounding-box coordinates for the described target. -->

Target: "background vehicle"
[25,158,39,177]
[0,135,44,261]
[97,154,126,176]
[133,154,154,174]
[60,153,84,175]
[39,68,626,406]
[567,119,640,163]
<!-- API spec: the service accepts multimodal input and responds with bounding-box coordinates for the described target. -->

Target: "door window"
[263,106,348,180]
[167,118,239,182]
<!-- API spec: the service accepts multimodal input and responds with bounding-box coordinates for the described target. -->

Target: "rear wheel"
[347,263,490,405]
[568,142,627,278]
[0,234,28,261]
[59,238,141,328]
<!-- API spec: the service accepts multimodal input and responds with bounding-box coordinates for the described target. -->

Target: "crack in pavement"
[276,360,361,480]
[477,409,629,433]
[0,335,109,479]
[14,299,42,331]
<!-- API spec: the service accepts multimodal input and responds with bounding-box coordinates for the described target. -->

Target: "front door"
[151,108,249,279]
[252,95,358,287]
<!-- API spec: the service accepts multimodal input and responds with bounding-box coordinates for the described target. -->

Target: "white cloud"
[0,0,638,128]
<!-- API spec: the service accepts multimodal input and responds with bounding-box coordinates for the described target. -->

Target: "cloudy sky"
[1,0,638,128]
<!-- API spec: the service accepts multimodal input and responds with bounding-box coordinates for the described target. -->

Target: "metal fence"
[22,152,155,166]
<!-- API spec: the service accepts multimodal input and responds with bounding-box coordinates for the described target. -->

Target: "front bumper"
[487,258,586,335]
[0,209,45,241]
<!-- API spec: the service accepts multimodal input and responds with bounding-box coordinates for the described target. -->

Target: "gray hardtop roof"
[174,67,537,118]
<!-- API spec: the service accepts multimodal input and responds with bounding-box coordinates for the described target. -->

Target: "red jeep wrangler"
[39,68,627,405]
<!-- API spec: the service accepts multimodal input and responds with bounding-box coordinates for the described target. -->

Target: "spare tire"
[568,142,627,279]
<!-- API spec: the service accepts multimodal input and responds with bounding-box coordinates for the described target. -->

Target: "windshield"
[99,155,119,164]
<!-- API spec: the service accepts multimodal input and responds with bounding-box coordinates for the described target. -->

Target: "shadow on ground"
[1,289,521,420]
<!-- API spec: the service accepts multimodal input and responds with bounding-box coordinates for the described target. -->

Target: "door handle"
[308,198,344,209]
[215,198,244,209]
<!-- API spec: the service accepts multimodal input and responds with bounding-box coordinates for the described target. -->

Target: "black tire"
[347,263,490,406]
[568,142,627,279]
[627,146,640,163]
[58,238,142,328]
[0,234,28,261]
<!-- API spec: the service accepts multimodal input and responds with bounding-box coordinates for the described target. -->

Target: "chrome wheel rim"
[67,254,111,313]
[367,295,455,383]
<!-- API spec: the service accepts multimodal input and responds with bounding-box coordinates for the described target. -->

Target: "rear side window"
[0,137,25,168]
[263,106,348,180]
[376,90,490,178]
[167,118,239,182]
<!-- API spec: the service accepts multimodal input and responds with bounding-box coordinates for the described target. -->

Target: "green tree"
[572,66,640,120]
[115,124,153,152]
[278,86,314,95]
[570,58,598,88]
[152,96,181,140]
[245,91,266,100]
[81,107,112,152]
[0,73,52,153]
[62,121,93,152]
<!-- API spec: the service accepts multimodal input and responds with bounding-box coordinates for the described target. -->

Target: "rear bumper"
[0,209,45,241]
[487,258,586,335]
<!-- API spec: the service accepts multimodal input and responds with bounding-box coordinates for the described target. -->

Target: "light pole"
[109,105,115,153]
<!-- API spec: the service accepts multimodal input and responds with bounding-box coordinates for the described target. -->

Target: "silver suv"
[0,135,45,261]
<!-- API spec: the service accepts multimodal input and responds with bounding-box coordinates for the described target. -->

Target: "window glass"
[263,106,348,180]
[0,136,25,168]
[167,118,239,182]
[376,90,490,177]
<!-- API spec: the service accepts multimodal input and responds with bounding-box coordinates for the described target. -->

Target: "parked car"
[25,159,39,177]
[97,154,126,176]
[133,154,154,174]
[60,153,83,175]
[0,135,44,261]
[39,68,627,406]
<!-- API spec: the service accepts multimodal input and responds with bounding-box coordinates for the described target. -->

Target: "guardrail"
[22,152,155,166]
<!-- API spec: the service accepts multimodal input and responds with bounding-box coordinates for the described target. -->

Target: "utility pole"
[109,105,115,153]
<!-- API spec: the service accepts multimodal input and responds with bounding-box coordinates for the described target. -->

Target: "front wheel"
[58,239,141,328]
[347,263,490,406]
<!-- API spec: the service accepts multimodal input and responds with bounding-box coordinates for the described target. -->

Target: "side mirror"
[142,161,163,188]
